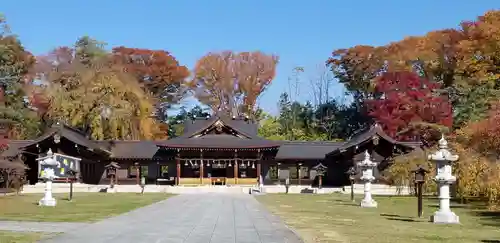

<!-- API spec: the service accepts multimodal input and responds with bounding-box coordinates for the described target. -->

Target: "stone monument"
[358,150,377,208]
[428,135,460,224]
[38,149,59,207]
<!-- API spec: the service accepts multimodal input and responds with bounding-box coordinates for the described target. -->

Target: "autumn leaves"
[191,51,278,116]
[326,10,500,145]
[19,36,279,141]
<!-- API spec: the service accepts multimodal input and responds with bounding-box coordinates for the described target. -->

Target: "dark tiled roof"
[158,134,281,149]
[98,140,159,159]
[275,141,344,160]
[19,124,110,154]
[181,117,217,138]
[181,115,258,138]
[327,124,420,156]
[222,117,258,138]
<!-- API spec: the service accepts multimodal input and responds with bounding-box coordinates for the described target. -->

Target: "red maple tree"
[365,71,452,144]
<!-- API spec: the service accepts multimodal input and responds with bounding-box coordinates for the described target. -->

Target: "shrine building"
[0,114,420,187]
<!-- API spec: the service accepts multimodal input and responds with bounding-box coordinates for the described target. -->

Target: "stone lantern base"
[431,211,460,224]
[107,187,117,193]
[39,197,57,207]
[360,199,378,208]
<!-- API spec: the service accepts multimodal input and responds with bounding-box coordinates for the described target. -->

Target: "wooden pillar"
[234,149,238,184]
[115,163,119,185]
[200,149,204,184]
[277,162,281,184]
[256,149,261,182]
[297,162,302,186]
[176,150,181,186]
[135,162,140,185]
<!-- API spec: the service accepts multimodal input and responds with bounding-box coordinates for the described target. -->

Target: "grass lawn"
[257,193,500,243]
[0,231,48,243]
[0,193,172,222]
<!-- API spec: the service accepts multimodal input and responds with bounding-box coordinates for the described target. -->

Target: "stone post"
[38,149,58,207]
[428,135,460,224]
[357,150,377,208]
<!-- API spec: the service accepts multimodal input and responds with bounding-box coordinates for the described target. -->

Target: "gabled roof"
[15,123,111,155]
[158,114,276,150]
[327,124,420,156]
[181,114,258,139]
[275,141,344,160]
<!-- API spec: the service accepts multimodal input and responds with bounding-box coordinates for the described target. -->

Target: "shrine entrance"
[208,160,228,185]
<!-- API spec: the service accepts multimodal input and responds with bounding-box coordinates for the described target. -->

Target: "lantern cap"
[345,166,357,175]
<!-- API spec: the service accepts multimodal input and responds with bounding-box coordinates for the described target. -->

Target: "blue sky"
[2,1,498,114]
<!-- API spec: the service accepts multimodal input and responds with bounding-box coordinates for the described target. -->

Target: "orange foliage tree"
[457,102,500,156]
[191,51,279,115]
[111,47,190,103]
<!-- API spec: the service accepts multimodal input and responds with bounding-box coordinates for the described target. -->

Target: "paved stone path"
[36,194,303,243]
[0,221,89,233]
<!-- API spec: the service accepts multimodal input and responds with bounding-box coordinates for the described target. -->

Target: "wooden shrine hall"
[0,114,420,187]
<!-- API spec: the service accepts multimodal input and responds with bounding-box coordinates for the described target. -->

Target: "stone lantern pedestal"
[37,149,58,207]
[358,150,377,208]
[428,135,460,224]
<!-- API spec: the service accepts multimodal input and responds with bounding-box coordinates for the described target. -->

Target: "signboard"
[38,153,81,179]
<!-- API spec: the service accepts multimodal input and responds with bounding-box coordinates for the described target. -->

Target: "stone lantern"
[357,150,377,208]
[37,149,59,207]
[428,135,460,224]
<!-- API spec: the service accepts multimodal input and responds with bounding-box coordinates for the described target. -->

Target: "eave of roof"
[104,140,159,159]
[157,134,281,150]
[18,124,111,155]
[1,140,34,158]
[326,124,421,156]
[275,141,344,160]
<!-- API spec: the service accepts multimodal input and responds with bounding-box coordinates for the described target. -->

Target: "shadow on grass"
[380,213,403,217]
[475,211,500,227]
[386,217,417,222]
[380,213,419,222]
[428,204,472,209]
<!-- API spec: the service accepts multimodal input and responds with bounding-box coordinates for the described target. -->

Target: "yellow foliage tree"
[41,61,164,140]
[452,143,490,203]
[384,150,436,194]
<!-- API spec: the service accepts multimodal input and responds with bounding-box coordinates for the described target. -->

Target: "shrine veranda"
[1,115,420,188]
